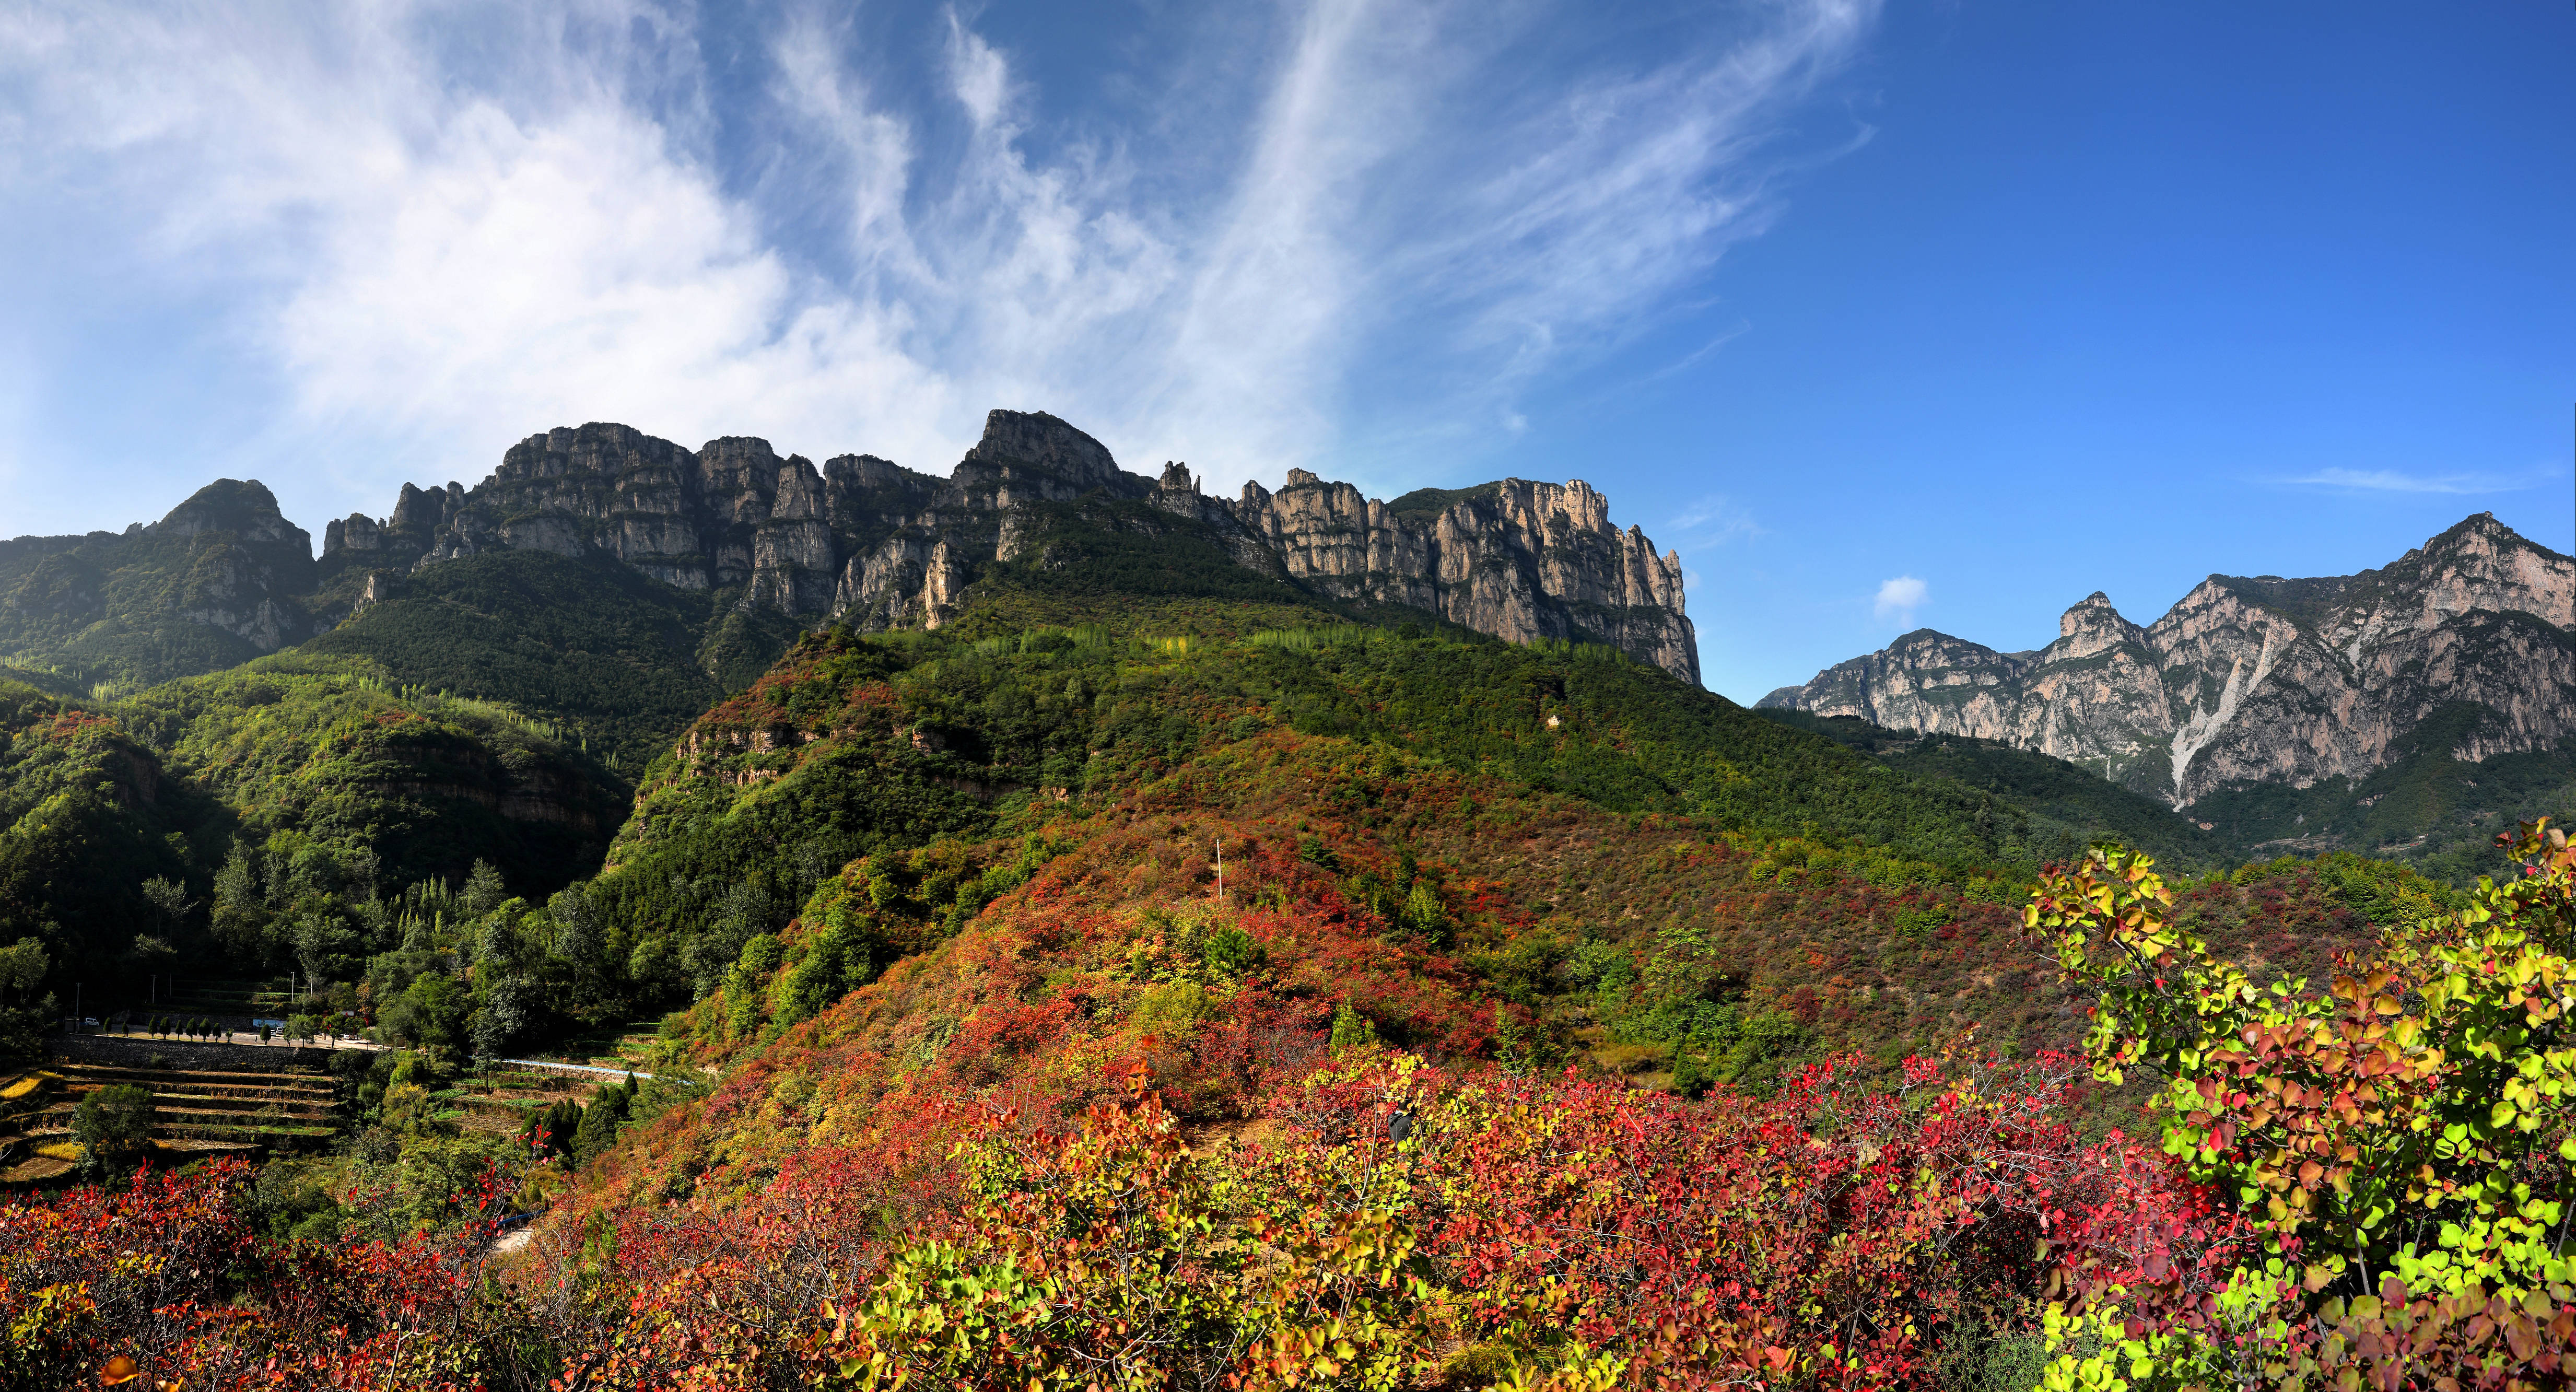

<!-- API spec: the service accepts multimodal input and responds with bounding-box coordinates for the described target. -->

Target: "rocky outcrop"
[5,481,318,658]
[324,409,1702,682]
[1760,514,2576,806]
[952,411,1148,507]
[833,536,971,631]
[1230,474,1696,681]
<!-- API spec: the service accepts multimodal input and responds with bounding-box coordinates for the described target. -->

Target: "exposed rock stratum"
[320,410,1701,683]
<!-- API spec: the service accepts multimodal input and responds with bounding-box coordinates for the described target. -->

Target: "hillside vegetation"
[0,481,320,689]
[0,508,2559,1388]
[558,618,2425,1119]
[2187,715,2576,881]
[0,657,621,1045]
[300,549,802,770]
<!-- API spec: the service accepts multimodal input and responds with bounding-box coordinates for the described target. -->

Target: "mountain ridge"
[1759,514,2576,861]
[3,412,1701,702]
[314,409,1703,683]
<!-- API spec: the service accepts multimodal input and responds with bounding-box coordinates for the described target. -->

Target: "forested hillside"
[300,549,803,770]
[562,620,2440,1179]
[4,594,2550,1389]
[0,657,620,1044]
[0,480,322,689]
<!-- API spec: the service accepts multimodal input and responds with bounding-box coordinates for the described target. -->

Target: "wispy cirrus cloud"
[1664,492,1762,596]
[1666,494,1763,545]
[2282,465,2567,495]
[0,0,1880,532]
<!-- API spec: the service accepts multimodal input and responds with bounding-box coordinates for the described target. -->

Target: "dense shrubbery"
[0,1155,542,1390]
[4,823,2566,1389]
[0,1043,2123,1390]
[2023,822,2576,1388]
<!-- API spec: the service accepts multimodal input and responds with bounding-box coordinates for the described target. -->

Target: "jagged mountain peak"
[2046,592,2152,665]
[1764,512,2576,814]
[2057,591,2128,631]
[962,409,1128,492]
[2429,510,2515,548]
[1887,627,1995,655]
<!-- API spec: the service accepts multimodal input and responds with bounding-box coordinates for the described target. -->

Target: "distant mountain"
[1751,707,2230,869]
[1760,514,2576,867]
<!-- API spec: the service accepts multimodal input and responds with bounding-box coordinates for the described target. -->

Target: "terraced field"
[0,1061,338,1185]
[439,1067,589,1136]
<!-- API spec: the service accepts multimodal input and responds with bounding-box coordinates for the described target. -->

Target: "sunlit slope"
[563,618,2449,1219]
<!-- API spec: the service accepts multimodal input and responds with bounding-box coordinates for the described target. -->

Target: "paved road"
[490,1057,658,1081]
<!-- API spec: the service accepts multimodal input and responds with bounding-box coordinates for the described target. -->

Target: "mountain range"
[0,405,2258,1035]
[1760,513,2576,872]
[327,411,1702,682]
[1,411,1696,692]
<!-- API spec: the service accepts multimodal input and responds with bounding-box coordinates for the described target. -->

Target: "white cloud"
[0,0,1878,524]
[2282,465,2565,495]
[1874,575,1927,625]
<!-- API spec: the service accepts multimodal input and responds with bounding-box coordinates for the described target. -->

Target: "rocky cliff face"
[1759,515,2576,808]
[1232,473,1697,682]
[323,410,1702,683]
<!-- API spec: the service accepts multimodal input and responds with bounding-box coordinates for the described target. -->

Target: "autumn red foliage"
[0,1155,538,1390]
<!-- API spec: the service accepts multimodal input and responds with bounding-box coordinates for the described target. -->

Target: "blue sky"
[2,1,2568,702]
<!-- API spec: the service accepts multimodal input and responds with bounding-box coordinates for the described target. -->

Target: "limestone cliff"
[1758,515,2576,808]
[323,410,1702,683]
[1234,473,1696,683]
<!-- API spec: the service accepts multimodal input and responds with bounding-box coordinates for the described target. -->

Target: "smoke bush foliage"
[2025,822,2576,1388]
